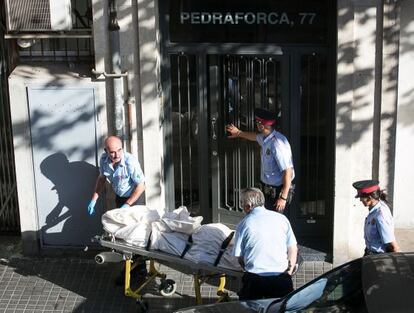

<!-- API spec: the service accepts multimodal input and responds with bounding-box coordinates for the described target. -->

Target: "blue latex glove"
[87,200,96,215]
[120,203,130,209]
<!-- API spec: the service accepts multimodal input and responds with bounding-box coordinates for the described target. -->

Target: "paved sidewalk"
[395,228,414,252]
[0,235,333,313]
[1,227,413,313]
[0,256,332,313]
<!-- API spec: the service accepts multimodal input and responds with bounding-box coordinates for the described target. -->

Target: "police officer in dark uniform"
[226,108,295,213]
[352,180,400,255]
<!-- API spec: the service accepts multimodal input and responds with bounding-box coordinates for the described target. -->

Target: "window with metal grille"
[15,0,94,62]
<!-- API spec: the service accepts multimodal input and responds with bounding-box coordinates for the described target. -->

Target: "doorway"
[164,49,333,251]
[208,54,288,228]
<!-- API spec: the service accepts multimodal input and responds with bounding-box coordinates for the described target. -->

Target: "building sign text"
[180,11,317,26]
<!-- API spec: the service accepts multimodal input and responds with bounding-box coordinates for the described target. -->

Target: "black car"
[174,252,414,313]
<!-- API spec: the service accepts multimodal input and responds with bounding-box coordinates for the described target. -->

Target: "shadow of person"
[40,152,102,246]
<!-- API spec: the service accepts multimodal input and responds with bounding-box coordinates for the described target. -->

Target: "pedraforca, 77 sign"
[180,11,317,26]
[166,0,330,44]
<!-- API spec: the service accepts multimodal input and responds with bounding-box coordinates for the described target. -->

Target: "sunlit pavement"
[2,228,413,313]
[0,238,334,313]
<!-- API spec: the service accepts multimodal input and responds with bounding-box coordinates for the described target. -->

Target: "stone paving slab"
[395,228,414,252]
[1,228,412,312]
[0,256,332,313]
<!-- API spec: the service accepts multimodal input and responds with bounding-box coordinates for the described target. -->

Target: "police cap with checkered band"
[254,108,276,126]
[352,180,380,198]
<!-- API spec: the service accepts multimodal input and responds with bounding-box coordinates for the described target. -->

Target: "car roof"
[362,252,414,313]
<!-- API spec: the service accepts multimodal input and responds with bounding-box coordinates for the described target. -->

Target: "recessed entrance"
[160,0,335,255]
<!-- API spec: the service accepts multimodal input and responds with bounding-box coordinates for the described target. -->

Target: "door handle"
[211,117,217,140]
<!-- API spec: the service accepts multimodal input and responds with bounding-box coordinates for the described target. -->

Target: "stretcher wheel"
[136,300,148,313]
[159,279,177,297]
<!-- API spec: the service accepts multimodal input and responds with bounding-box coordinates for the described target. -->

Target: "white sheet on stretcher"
[149,206,202,255]
[102,206,241,271]
[101,205,162,247]
[150,222,241,271]
[183,223,242,271]
[150,221,190,255]
[158,206,203,235]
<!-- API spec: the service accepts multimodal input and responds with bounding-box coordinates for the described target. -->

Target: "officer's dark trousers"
[263,184,293,215]
[263,184,283,211]
[238,272,293,300]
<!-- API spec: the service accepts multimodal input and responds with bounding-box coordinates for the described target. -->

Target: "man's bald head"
[105,136,122,147]
[105,136,123,164]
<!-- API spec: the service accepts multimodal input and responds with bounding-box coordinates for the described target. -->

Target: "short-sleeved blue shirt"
[256,130,295,187]
[99,151,145,197]
[233,206,297,275]
[364,201,395,253]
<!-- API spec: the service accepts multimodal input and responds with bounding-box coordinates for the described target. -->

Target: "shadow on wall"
[40,152,103,247]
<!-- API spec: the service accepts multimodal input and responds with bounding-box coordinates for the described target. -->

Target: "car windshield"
[268,259,368,313]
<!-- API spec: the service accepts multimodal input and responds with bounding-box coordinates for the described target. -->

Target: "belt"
[261,183,280,198]
[261,182,296,190]
[261,182,281,189]
[261,182,295,204]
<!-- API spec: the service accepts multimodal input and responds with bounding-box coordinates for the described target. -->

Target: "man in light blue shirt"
[87,136,145,215]
[226,108,295,213]
[234,187,298,300]
[87,136,147,286]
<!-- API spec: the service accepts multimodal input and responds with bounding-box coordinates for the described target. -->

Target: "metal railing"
[0,26,20,233]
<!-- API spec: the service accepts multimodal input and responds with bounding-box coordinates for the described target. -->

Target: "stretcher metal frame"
[96,234,243,306]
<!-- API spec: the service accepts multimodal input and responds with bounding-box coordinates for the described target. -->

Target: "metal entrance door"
[167,51,333,248]
[206,52,333,245]
[208,54,288,228]
[167,53,287,225]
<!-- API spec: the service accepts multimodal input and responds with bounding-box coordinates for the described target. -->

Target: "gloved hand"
[120,203,130,209]
[87,200,96,215]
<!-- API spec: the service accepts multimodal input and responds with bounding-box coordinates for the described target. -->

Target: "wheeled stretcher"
[95,234,243,310]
